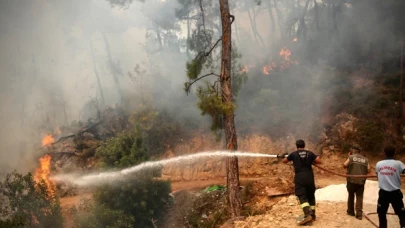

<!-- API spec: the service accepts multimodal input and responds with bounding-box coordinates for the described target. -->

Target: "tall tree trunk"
[62,100,69,126]
[328,2,332,36]
[187,12,191,59]
[247,8,260,45]
[273,0,284,39]
[332,3,339,35]
[400,33,404,135]
[20,70,25,127]
[297,0,311,40]
[155,27,163,50]
[18,46,25,127]
[219,0,241,217]
[89,38,106,106]
[313,0,320,32]
[246,5,266,47]
[252,6,266,47]
[102,32,124,104]
[265,0,276,38]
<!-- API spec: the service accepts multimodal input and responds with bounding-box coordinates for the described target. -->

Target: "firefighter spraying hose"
[277,139,321,225]
[276,141,405,228]
[50,144,405,227]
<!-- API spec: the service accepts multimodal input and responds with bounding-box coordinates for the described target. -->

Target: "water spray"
[51,151,286,186]
[49,150,396,228]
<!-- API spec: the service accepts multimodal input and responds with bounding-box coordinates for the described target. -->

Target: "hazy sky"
[0,0,399,173]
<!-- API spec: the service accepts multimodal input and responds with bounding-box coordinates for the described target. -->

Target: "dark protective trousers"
[295,172,316,210]
[377,189,405,228]
[346,182,364,214]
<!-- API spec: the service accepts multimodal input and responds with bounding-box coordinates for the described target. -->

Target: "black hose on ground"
[312,164,402,227]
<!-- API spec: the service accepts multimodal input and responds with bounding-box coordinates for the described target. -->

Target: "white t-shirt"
[376,158,405,191]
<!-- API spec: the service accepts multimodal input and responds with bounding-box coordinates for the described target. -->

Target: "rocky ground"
[160,176,402,228]
[223,199,397,228]
[60,150,402,228]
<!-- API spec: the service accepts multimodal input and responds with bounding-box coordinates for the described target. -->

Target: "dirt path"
[58,174,349,226]
[59,174,394,228]
[60,193,91,228]
[170,173,349,192]
[223,200,399,228]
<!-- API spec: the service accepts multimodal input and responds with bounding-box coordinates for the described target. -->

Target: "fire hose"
[312,164,405,227]
[273,154,404,227]
[313,164,405,228]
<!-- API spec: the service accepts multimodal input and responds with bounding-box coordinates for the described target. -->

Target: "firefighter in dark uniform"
[280,139,322,225]
[343,145,370,220]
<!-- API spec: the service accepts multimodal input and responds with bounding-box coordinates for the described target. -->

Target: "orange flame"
[262,62,277,75]
[242,65,249,73]
[34,154,55,196]
[242,64,255,73]
[261,47,298,75]
[42,134,55,147]
[279,47,291,61]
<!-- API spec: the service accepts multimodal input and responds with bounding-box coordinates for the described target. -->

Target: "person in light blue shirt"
[375,146,405,228]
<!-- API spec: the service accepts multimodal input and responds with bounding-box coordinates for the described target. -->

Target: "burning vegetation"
[1,0,405,227]
[243,46,299,75]
[41,134,55,147]
[34,154,55,197]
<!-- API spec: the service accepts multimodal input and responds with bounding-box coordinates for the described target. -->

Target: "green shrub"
[96,130,149,169]
[82,125,172,228]
[0,171,63,228]
[186,183,256,228]
[71,199,134,228]
[187,189,228,228]
[92,175,171,228]
[355,120,385,153]
[128,108,185,156]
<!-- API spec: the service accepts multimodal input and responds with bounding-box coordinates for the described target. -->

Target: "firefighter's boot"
[311,209,316,221]
[296,206,313,225]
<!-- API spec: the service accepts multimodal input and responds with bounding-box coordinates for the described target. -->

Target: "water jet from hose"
[51,151,283,186]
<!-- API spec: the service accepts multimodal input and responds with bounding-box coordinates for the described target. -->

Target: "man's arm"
[313,156,322,164]
[282,153,292,164]
[399,161,405,174]
[375,162,380,175]
[367,163,371,174]
[343,158,350,168]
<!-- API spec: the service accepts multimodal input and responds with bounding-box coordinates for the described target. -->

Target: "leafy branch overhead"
[185,47,247,130]
[184,72,220,95]
[184,7,245,133]
[196,81,235,131]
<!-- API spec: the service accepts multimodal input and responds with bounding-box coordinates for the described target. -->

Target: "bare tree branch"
[151,218,157,228]
[200,14,234,59]
[185,72,220,94]
[205,37,222,57]
[199,0,206,30]
[35,121,103,153]
[230,15,235,24]
[186,13,235,94]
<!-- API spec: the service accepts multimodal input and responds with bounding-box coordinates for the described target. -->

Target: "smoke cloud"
[0,0,402,173]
